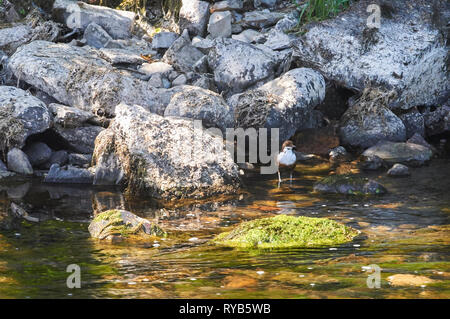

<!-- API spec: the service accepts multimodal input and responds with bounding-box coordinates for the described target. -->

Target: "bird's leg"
[278,171,282,183]
[290,172,293,185]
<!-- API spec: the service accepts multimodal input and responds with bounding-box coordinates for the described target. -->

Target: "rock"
[242,10,284,28]
[231,29,262,43]
[92,103,240,199]
[264,30,294,51]
[98,48,146,65]
[68,153,92,167]
[0,86,52,150]
[7,148,33,175]
[88,210,166,240]
[152,32,179,50]
[23,142,52,167]
[53,0,135,39]
[148,73,164,88]
[49,103,94,128]
[423,105,450,136]
[254,0,278,8]
[192,36,215,53]
[10,203,41,223]
[208,11,232,39]
[208,38,288,94]
[329,146,349,163]
[359,155,385,171]
[162,30,205,73]
[387,274,436,287]
[179,0,210,37]
[362,141,433,167]
[191,74,217,92]
[0,0,20,23]
[44,164,94,184]
[407,133,435,153]
[211,0,243,12]
[53,125,104,154]
[171,74,188,86]
[313,174,387,195]
[213,215,359,248]
[8,41,182,116]
[231,68,325,142]
[42,150,68,169]
[387,163,410,177]
[399,108,425,138]
[292,126,339,156]
[83,22,113,49]
[292,0,448,109]
[192,55,209,73]
[339,88,406,148]
[139,62,174,79]
[164,86,233,133]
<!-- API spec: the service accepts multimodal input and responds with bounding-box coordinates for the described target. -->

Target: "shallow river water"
[0,159,449,298]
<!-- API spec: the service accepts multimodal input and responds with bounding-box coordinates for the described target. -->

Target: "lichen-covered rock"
[0,86,52,150]
[339,89,406,148]
[362,141,433,167]
[8,41,182,117]
[92,103,241,199]
[292,0,448,109]
[423,104,450,136]
[49,103,94,128]
[162,30,205,73]
[53,0,135,39]
[152,32,179,50]
[83,22,113,49]
[44,164,94,184]
[213,215,359,248]
[230,68,325,142]
[208,11,232,39]
[313,174,387,195]
[164,86,233,133]
[88,210,166,240]
[208,38,289,94]
[398,108,425,138]
[179,0,210,37]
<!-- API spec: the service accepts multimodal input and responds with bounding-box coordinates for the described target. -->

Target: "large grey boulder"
[53,0,135,39]
[339,89,406,148]
[0,86,52,150]
[292,0,448,109]
[8,41,183,116]
[162,30,205,73]
[208,38,289,94]
[44,164,94,184]
[362,141,433,167]
[164,86,234,133]
[230,68,325,142]
[179,0,210,37]
[92,103,240,200]
[7,148,33,175]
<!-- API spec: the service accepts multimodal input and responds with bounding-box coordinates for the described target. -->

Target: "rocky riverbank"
[0,0,448,203]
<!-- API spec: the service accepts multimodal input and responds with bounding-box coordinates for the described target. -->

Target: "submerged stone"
[213,215,359,248]
[313,174,387,195]
[362,141,433,167]
[88,209,166,240]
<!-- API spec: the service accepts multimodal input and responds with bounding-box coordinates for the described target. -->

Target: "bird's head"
[281,140,296,152]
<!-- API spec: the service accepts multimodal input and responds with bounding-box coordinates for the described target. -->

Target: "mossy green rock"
[313,174,387,195]
[88,210,166,240]
[212,215,359,249]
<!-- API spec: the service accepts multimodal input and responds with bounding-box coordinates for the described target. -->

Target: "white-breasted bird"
[276,140,297,184]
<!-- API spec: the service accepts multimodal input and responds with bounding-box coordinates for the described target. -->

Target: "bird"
[276,140,297,185]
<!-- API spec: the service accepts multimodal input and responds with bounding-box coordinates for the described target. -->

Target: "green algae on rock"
[212,215,359,249]
[313,174,387,195]
[88,209,166,240]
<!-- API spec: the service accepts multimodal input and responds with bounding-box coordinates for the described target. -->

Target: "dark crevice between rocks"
[25,129,73,152]
[316,81,356,122]
[428,132,450,158]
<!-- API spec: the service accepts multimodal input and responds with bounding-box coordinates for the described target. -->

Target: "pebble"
[188,237,199,242]
[256,271,265,275]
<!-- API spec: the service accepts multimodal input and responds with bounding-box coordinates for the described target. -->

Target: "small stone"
[171,74,187,86]
[44,164,94,184]
[23,142,52,167]
[329,146,348,162]
[208,11,232,39]
[211,0,243,12]
[7,148,33,175]
[232,29,262,43]
[387,163,410,176]
[256,271,265,275]
[68,153,92,167]
[83,23,113,49]
[139,62,174,79]
[152,32,179,50]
